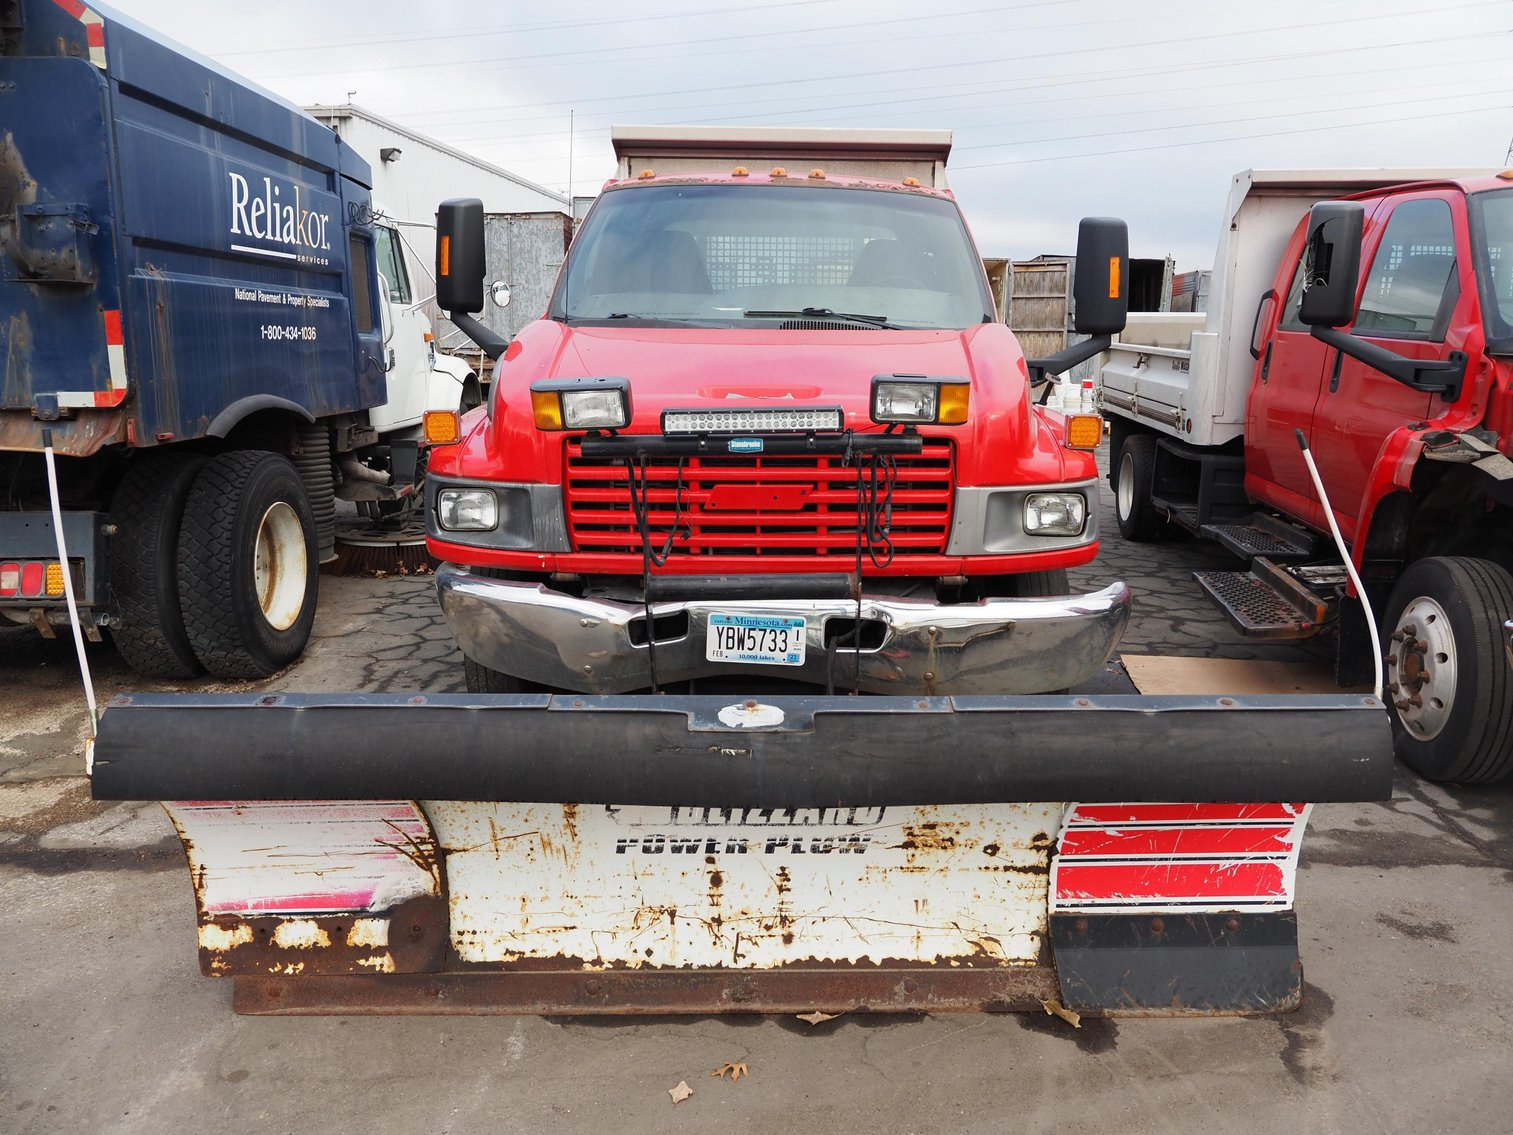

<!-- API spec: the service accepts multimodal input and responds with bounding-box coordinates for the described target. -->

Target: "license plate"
[706,613,806,666]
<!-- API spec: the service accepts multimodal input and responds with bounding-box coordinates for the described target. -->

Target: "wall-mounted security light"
[379,147,403,164]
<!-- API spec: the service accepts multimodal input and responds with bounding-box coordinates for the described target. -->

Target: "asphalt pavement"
[2,449,1511,1135]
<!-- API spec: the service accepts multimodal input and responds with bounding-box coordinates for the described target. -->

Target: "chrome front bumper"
[436,567,1131,695]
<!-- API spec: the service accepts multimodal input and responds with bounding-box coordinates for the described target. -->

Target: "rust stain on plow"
[197,895,448,978]
[230,962,1063,1016]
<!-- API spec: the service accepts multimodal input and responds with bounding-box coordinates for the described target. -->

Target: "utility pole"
[562,110,571,211]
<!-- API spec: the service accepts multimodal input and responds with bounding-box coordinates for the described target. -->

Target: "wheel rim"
[1116,450,1136,521]
[1388,595,1458,742]
[253,501,307,632]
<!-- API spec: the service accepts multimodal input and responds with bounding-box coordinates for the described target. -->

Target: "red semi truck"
[1100,169,1513,785]
[92,130,1391,1017]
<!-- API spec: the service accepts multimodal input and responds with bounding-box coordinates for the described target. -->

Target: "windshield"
[551,182,995,330]
[1470,186,1513,349]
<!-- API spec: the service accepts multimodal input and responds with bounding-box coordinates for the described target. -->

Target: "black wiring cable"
[625,453,689,693]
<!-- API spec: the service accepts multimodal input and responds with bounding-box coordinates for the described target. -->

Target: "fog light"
[1025,493,1087,536]
[437,488,498,531]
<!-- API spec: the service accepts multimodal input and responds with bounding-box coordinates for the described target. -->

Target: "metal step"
[1193,557,1331,641]
[1200,513,1316,563]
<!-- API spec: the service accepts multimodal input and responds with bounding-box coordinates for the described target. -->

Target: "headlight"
[530,377,631,430]
[437,488,498,531]
[1024,493,1086,536]
[870,375,970,425]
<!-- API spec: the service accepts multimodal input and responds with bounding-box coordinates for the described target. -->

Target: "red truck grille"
[564,438,955,558]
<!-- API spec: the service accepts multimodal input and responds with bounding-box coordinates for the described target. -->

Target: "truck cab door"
[365,222,429,432]
[1306,191,1458,544]
[1243,225,1336,525]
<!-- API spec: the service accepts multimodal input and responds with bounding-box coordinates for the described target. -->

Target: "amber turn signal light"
[1064,414,1103,450]
[424,410,461,445]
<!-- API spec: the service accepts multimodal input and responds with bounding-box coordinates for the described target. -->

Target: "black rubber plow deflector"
[90,692,1392,805]
[1052,911,1303,1015]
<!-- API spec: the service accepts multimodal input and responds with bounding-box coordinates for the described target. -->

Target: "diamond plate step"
[1201,513,1315,563]
[1194,557,1331,641]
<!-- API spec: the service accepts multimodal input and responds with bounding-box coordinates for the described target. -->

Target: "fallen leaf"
[1040,998,1082,1029]
[668,1081,694,1104]
[711,1061,749,1082]
[796,1010,838,1025]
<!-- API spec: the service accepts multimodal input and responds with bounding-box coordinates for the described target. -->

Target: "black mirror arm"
[1309,326,1466,401]
[449,311,511,362]
[1026,334,1112,387]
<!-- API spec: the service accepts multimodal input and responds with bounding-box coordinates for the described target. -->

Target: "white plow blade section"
[432,803,1063,968]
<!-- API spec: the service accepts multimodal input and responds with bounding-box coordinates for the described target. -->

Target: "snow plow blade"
[90,692,1391,1018]
[92,692,1389,803]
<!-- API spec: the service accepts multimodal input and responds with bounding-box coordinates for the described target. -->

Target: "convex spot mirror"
[1072,217,1129,336]
[1298,201,1365,329]
[490,280,512,310]
[436,198,486,314]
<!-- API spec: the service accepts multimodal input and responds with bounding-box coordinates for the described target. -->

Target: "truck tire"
[177,451,319,678]
[108,452,207,678]
[462,656,529,693]
[1383,556,1513,784]
[1006,569,1069,597]
[1114,433,1166,543]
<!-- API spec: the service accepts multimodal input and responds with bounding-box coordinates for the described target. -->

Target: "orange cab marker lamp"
[939,384,971,425]
[639,169,656,179]
[438,235,451,278]
[771,167,788,178]
[732,166,749,177]
[1065,414,1103,451]
[903,177,920,187]
[531,389,564,430]
[1108,256,1121,299]
[809,168,826,179]
[1499,169,1513,181]
[423,410,461,445]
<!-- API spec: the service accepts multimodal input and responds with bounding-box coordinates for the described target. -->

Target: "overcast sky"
[109,0,1512,268]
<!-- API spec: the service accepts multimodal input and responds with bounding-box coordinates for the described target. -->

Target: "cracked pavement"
[1,445,1510,1133]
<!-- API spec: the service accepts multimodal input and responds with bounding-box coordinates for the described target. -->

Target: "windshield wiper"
[744,307,899,329]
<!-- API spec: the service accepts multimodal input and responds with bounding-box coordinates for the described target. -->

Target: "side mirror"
[377,271,394,346]
[1073,217,1128,336]
[436,198,486,314]
[1297,202,1364,328]
[490,280,512,310]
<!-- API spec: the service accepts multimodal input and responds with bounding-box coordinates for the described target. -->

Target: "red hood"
[434,319,1089,486]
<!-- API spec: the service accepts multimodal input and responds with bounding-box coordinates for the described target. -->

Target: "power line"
[950,102,1510,170]
[212,0,854,57]
[431,31,1502,157]
[252,0,1505,87]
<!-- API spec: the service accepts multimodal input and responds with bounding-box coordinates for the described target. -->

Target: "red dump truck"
[91,129,1391,1017]
[1100,169,1513,784]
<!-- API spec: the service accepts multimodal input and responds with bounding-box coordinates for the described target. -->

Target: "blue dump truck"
[0,0,476,677]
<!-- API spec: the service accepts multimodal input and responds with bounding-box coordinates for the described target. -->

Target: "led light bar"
[662,408,844,434]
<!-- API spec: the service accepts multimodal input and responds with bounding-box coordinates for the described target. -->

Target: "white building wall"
[306,105,568,354]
